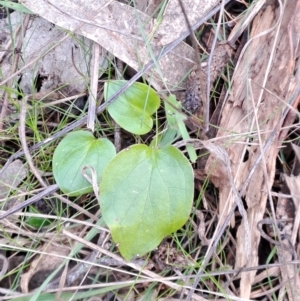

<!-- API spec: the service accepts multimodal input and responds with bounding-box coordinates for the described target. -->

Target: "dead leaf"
[0,13,108,95]
[21,0,220,90]
[154,0,220,46]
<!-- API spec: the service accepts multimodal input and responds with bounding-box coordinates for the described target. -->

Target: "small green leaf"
[99,144,194,261]
[164,94,197,162]
[53,130,116,196]
[104,81,160,135]
[150,127,179,149]
[25,207,52,229]
[0,1,34,14]
[164,94,186,128]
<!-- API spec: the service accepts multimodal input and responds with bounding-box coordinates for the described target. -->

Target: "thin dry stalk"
[87,42,101,132]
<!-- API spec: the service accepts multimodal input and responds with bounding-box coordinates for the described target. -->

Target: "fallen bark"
[205,0,300,298]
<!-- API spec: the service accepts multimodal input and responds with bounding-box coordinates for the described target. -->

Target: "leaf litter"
[0,0,300,300]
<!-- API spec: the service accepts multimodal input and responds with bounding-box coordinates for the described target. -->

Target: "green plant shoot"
[163,94,197,163]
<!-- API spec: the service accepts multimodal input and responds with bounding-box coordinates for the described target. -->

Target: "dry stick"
[0,24,118,219]
[0,1,231,178]
[0,185,59,220]
[0,237,297,296]
[69,227,107,298]
[0,184,98,221]
[177,0,233,298]
[217,0,283,125]
[257,219,295,254]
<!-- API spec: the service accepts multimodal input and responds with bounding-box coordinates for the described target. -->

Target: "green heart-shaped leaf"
[104,81,160,135]
[53,130,116,196]
[99,144,194,261]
